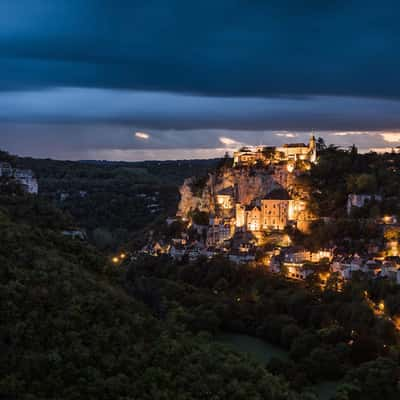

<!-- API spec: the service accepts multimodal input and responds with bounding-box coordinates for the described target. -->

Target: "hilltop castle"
[233,136,317,167]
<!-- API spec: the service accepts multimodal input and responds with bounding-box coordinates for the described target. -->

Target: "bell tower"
[309,134,317,163]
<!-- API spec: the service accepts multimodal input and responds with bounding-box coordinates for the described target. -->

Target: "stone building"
[233,135,317,167]
[347,193,382,215]
[215,187,234,210]
[246,205,262,232]
[13,169,38,194]
[234,183,312,233]
[261,189,291,230]
[261,199,290,230]
[207,216,235,246]
[0,162,38,194]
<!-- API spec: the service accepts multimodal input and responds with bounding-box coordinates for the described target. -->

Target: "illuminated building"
[233,135,317,167]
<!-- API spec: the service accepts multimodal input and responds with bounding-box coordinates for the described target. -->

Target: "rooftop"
[282,143,307,148]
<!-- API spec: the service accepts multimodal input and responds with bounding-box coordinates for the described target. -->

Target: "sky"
[1,0,400,160]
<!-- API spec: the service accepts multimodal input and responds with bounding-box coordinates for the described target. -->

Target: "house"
[201,247,219,259]
[216,187,234,210]
[0,163,38,194]
[13,169,38,194]
[347,194,382,215]
[188,249,201,262]
[0,162,13,177]
[147,203,160,213]
[166,216,178,225]
[192,223,208,236]
[261,189,290,231]
[60,192,69,202]
[381,261,398,280]
[381,215,398,225]
[284,262,314,280]
[169,245,186,261]
[62,229,86,240]
[153,241,170,254]
[269,255,281,273]
[229,250,256,264]
[207,217,234,246]
[331,255,362,280]
[362,260,382,277]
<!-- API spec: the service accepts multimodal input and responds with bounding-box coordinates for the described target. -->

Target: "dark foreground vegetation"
[294,143,400,253]
[0,191,300,400]
[127,255,400,399]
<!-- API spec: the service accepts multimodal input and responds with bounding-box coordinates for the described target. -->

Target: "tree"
[339,358,400,400]
[316,137,326,152]
[92,227,115,250]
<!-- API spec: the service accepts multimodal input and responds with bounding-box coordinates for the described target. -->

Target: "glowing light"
[219,136,241,146]
[120,253,126,259]
[135,132,150,140]
[112,256,119,264]
[379,301,385,312]
[275,132,298,138]
[249,222,258,231]
[381,132,400,143]
[332,131,367,136]
[287,163,295,173]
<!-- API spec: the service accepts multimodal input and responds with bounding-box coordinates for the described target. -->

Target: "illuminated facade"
[233,135,317,167]
[216,194,234,210]
[246,206,262,231]
[217,192,313,235]
[261,199,290,230]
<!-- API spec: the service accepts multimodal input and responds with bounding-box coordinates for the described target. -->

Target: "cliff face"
[177,176,214,217]
[215,168,275,205]
[177,165,298,218]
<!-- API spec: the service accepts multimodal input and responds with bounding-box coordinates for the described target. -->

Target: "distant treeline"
[1,149,219,250]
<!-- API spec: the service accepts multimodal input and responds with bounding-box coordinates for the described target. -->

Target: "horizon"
[2,136,400,163]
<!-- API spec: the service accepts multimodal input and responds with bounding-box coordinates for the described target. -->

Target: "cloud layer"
[1,0,400,98]
[1,1,400,159]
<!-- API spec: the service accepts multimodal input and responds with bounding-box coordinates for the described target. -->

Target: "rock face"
[177,176,214,218]
[177,165,300,219]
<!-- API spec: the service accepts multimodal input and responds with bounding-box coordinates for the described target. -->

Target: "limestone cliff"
[177,164,300,219]
[177,175,214,218]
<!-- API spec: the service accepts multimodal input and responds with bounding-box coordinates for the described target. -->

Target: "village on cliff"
[140,136,400,287]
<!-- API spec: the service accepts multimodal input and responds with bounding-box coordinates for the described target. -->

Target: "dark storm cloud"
[1,0,400,97]
[1,0,400,160]
[2,89,400,131]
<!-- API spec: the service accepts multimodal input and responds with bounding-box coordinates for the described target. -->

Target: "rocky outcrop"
[177,165,300,219]
[177,176,214,218]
